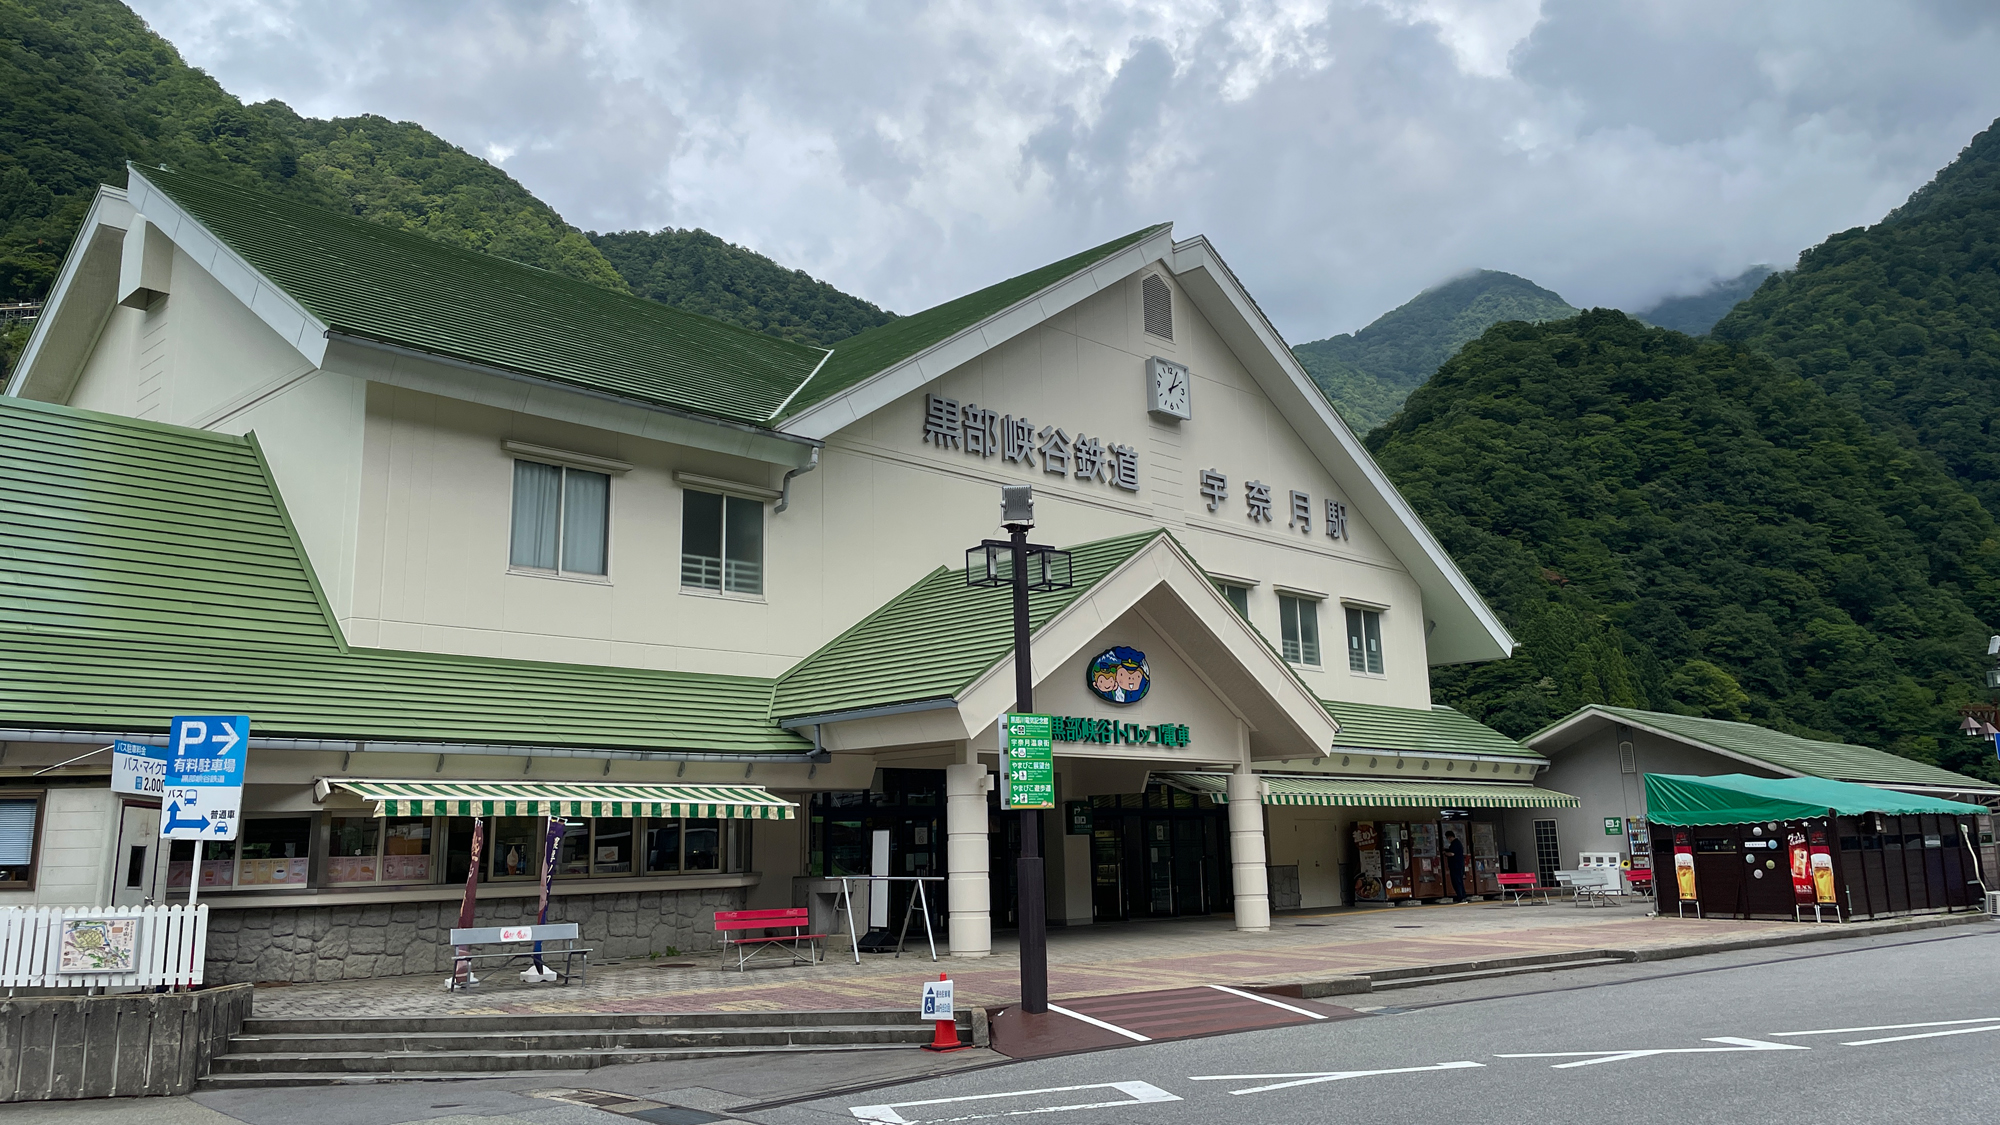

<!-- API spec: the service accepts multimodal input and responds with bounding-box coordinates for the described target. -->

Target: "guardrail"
[0,906,208,989]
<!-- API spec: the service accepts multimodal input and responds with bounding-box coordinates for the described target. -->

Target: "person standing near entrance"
[1444,830,1468,902]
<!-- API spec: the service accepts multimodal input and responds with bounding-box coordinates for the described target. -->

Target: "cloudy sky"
[130,0,2000,341]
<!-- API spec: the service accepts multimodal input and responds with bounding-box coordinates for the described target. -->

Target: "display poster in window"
[1808,825,1838,904]
[1786,829,1813,903]
[1673,828,1698,901]
[1001,713,1055,810]
[58,918,137,974]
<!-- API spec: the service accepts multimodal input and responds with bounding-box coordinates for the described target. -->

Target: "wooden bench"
[716,908,825,971]
[444,923,591,991]
[1495,872,1545,904]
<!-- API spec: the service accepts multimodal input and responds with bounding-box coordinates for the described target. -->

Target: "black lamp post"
[965,484,1071,1014]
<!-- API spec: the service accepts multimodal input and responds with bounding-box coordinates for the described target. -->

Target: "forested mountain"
[0,0,893,378]
[1715,117,2000,519]
[592,228,893,348]
[1294,270,1577,432]
[1368,310,2000,782]
[1635,265,1774,335]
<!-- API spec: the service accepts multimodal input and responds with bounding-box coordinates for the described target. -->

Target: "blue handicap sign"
[161,715,249,842]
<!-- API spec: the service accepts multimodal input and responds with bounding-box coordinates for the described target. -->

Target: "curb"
[1253,910,1996,998]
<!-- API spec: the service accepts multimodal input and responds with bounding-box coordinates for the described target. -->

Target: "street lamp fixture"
[963,483,1070,1015]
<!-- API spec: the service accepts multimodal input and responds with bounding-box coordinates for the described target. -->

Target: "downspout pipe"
[775,446,820,513]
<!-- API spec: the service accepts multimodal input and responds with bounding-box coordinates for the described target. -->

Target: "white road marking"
[1771,1017,2000,1037]
[848,1080,1179,1124]
[1205,984,1330,1020]
[1047,1003,1150,1041]
[1496,1036,1809,1068]
[1840,1024,2000,1047]
[1189,1060,1484,1095]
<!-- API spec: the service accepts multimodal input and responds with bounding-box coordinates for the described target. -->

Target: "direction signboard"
[160,715,248,842]
[110,740,167,798]
[1002,713,1055,810]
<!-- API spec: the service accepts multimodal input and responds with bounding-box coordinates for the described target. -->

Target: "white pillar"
[1228,766,1270,932]
[946,761,993,958]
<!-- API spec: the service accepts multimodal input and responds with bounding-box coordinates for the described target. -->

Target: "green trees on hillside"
[592,228,894,347]
[1715,117,2000,519]
[1295,270,1576,432]
[0,0,626,304]
[1369,310,2000,782]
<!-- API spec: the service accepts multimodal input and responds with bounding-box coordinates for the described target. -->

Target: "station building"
[0,165,1587,982]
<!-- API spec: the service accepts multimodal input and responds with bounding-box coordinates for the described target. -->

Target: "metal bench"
[715,908,825,971]
[444,923,591,991]
[1495,872,1545,904]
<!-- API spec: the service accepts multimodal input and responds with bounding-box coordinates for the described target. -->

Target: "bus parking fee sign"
[1002,713,1055,810]
[160,715,249,842]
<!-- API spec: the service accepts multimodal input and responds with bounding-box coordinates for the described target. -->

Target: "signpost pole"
[1008,520,1049,1015]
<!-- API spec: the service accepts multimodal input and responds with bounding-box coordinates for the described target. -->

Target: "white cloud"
[128,0,2000,339]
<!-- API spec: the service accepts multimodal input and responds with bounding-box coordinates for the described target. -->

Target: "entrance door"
[1144,819,1175,915]
[1091,822,1124,921]
[112,804,160,906]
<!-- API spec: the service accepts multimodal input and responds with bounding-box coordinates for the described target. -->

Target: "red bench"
[715,908,826,971]
[1495,872,1545,904]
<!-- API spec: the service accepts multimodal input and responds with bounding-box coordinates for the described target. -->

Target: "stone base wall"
[203,886,748,984]
[0,983,254,1100]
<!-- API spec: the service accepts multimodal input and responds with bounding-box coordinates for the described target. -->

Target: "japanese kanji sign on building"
[923,394,1141,492]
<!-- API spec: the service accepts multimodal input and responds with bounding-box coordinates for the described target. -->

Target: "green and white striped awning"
[1158,773,1579,809]
[323,779,797,820]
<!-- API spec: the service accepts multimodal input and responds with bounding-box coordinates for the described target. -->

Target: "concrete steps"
[201,1010,966,1089]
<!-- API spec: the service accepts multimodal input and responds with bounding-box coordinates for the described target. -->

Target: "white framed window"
[0,793,42,888]
[1215,581,1250,619]
[681,489,765,595]
[1279,594,1321,666]
[510,459,610,577]
[1346,606,1385,674]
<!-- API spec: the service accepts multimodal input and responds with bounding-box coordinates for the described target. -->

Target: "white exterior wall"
[0,788,119,908]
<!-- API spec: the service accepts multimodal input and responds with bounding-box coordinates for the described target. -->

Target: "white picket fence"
[0,906,208,990]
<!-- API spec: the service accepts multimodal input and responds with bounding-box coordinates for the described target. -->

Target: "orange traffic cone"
[922,972,966,1052]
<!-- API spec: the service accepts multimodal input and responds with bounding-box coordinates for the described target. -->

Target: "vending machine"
[1469,821,1501,895]
[1409,822,1445,899]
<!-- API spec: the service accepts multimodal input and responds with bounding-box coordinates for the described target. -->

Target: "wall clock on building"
[1147,356,1192,420]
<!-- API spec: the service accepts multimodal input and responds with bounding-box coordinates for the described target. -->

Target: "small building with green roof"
[3,165,1575,980]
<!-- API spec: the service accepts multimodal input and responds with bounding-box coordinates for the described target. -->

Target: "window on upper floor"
[509,459,609,577]
[1216,581,1250,619]
[1279,594,1321,666]
[0,793,41,887]
[1347,606,1385,675]
[681,489,765,596]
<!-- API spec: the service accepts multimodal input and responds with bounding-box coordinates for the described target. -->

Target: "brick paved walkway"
[248,897,1786,1019]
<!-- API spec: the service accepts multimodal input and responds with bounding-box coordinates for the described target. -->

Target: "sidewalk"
[248,897,1974,1019]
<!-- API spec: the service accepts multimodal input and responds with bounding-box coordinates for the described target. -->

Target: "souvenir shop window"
[166,840,239,889]
[236,817,312,887]
[680,488,764,595]
[510,459,610,577]
[490,817,542,880]
[0,793,42,888]
[592,818,635,875]
[380,816,436,882]
[644,817,726,874]
[327,816,381,884]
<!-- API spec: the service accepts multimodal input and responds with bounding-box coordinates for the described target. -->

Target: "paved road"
[13,923,1996,1125]
[767,923,2000,1125]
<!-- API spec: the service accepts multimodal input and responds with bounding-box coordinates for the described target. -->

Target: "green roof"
[141,166,827,426]
[771,530,1165,721]
[1324,700,1544,760]
[139,166,1164,430]
[1552,706,1998,792]
[1644,773,1987,826]
[774,224,1169,420]
[0,397,805,754]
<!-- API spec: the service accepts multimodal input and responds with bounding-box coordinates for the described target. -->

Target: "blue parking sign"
[161,715,249,842]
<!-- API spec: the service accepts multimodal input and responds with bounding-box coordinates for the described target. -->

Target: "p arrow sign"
[161,715,249,842]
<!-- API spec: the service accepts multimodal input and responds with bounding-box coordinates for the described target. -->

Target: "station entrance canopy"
[317,779,797,819]
[1157,773,1579,809]
[1641,773,1986,827]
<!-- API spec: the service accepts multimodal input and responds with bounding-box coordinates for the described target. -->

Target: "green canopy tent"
[1644,773,1988,921]
[1643,773,1987,825]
